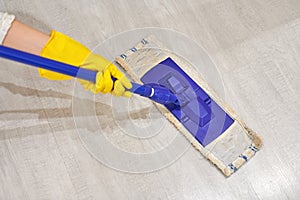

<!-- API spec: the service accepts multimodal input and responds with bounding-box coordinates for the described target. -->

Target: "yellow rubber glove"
[78,53,132,97]
[39,30,132,97]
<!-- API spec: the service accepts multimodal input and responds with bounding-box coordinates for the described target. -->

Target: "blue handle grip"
[0,45,144,94]
[0,45,180,106]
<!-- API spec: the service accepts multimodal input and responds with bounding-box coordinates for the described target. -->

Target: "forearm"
[2,20,50,55]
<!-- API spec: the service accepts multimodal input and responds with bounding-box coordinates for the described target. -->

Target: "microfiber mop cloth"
[115,36,262,177]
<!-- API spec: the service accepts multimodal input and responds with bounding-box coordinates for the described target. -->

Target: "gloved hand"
[78,53,132,97]
[38,30,132,97]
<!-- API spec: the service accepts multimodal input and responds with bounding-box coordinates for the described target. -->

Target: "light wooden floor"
[0,0,300,199]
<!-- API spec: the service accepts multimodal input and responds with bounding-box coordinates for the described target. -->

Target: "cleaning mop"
[115,36,262,176]
[0,38,262,176]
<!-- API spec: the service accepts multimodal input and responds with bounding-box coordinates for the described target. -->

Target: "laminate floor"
[0,0,299,199]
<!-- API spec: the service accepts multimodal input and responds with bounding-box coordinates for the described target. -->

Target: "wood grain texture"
[0,0,300,199]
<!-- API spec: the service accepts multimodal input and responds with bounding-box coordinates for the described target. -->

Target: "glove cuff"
[38,30,91,80]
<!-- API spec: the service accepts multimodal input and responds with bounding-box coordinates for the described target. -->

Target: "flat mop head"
[116,36,262,177]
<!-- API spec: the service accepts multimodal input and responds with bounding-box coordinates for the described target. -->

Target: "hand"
[78,53,132,97]
[37,30,132,97]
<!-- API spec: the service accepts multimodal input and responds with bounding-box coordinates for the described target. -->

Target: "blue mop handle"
[0,45,144,94]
